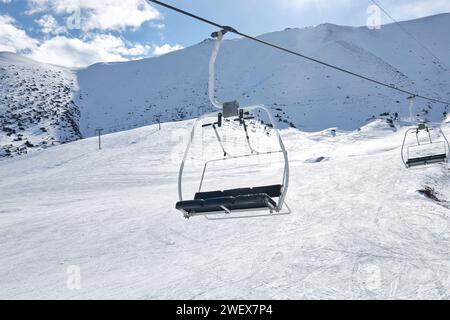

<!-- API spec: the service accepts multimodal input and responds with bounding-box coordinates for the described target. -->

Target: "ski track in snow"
[1,119,450,299]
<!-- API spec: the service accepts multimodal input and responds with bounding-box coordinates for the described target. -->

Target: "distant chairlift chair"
[175,28,290,220]
[401,123,450,168]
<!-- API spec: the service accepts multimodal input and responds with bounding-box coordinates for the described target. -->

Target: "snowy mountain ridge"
[75,13,449,137]
[1,13,450,159]
[0,52,81,158]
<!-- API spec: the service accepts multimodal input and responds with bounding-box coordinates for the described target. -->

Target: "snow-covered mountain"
[0,53,80,158]
[1,13,449,159]
[75,13,450,137]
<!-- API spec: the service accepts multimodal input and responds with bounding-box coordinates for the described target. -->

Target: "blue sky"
[1,0,449,68]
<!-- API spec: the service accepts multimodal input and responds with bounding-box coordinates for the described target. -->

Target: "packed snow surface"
[1,118,450,299]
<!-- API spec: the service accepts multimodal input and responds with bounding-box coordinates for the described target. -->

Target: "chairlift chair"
[401,123,449,168]
[400,96,449,168]
[175,28,290,220]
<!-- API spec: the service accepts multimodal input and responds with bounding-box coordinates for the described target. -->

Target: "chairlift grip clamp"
[211,26,237,39]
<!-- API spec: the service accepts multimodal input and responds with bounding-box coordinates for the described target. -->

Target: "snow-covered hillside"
[1,119,450,299]
[76,13,450,136]
[0,53,81,158]
[1,14,449,159]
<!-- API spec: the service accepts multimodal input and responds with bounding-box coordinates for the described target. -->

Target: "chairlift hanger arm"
[208,30,225,110]
[408,96,416,123]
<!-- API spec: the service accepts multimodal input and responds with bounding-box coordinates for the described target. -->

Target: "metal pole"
[154,115,161,130]
[96,128,103,150]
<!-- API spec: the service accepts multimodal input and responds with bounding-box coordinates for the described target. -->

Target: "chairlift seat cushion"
[176,191,278,214]
[194,184,282,200]
[234,194,277,210]
[204,196,235,208]
[175,199,205,212]
[406,153,447,166]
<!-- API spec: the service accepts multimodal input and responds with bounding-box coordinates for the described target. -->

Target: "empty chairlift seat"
[406,153,447,167]
[176,184,282,215]
[401,124,450,169]
[175,28,289,219]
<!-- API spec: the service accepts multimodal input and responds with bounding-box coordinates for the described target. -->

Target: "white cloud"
[0,9,181,68]
[0,0,12,3]
[28,34,156,68]
[88,34,152,57]
[27,0,161,32]
[0,15,38,52]
[28,36,124,68]
[35,14,68,35]
[152,44,184,56]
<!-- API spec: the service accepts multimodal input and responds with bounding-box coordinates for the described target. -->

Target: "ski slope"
[1,119,450,299]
